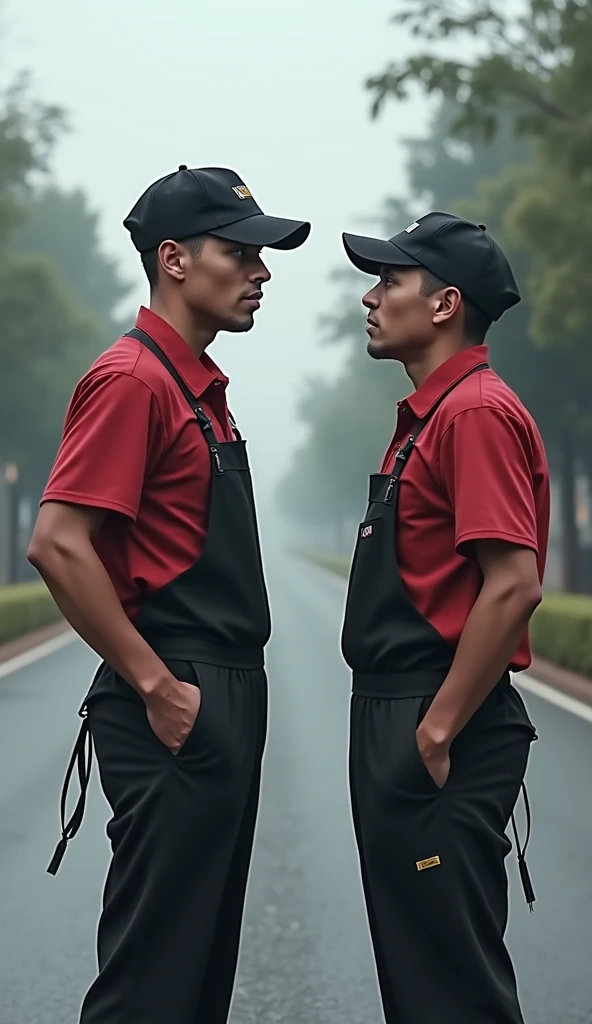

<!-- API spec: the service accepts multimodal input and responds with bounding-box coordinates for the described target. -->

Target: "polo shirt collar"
[135,306,228,398]
[405,345,490,421]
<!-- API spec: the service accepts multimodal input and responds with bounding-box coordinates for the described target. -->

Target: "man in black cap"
[28,166,310,1024]
[340,212,549,1023]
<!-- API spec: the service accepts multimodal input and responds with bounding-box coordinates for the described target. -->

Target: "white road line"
[0,629,77,680]
[299,556,592,725]
[516,674,592,725]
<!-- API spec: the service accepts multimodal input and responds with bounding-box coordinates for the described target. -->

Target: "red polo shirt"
[41,307,235,620]
[382,345,549,672]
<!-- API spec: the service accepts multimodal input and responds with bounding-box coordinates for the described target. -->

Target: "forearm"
[30,543,167,698]
[423,586,539,745]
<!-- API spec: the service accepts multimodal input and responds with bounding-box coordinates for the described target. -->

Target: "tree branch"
[367,53,574,130]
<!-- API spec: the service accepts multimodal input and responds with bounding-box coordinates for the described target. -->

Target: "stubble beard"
[367,338,385,360]
[225,315,255,334]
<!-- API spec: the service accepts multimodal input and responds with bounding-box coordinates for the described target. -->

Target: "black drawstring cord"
[47,711,93,876]
[511,782,535,912]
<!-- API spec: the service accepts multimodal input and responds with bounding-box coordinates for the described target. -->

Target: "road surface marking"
[517,674,592,725]
[0,629,77,680]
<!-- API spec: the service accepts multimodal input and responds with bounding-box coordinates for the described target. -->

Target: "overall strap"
[126,327,218,446]
[228,413,242,441]
[384,363,489,500]
[511,783,536,912]
[46,714,93,875]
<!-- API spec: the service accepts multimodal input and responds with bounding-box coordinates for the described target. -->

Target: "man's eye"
[231,246,263,259]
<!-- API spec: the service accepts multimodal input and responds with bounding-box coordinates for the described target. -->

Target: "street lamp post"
[4,462,19,585]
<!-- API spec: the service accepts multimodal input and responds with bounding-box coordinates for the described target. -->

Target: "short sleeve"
[41,372,164,521]
[438,407,538,558]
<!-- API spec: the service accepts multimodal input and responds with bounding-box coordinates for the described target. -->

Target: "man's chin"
[367,335,402,361]
[367,337,388,360]
[224,314,255,335]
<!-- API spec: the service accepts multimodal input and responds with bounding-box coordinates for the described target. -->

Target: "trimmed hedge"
[298,548,592,681]
[0,581,62,646]
[530,592,592,678]
[303,550,351,578]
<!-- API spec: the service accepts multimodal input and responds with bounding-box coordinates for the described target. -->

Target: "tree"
[0,73,65,247]
[457,167,592,590]
[366,0,592,346]
[367,1,591,154]
[0,63,126,509]
[404,98,530,211]
[12,186,131,332]
[0,253,108,495]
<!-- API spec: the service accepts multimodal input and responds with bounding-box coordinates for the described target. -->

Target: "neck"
[149,294,215,358]
[404,336,469,390]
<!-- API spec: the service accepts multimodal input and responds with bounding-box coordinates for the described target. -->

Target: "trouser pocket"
[162,659,207,758]
[407,695,446,795]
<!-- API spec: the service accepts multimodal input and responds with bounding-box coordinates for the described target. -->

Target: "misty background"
[1,0,428,508]
[3,0,590,597]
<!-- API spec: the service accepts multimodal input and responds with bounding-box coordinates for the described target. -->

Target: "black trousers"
[80,660,268,1024]
[349,682,536,1024]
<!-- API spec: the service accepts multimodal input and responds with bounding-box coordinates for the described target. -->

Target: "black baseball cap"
[124,165,311,254]
[342,212,520,322]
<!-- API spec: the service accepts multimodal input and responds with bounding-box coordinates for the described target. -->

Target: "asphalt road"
[0,549,591,1024]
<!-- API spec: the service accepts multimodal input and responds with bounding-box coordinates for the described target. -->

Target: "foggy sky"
[3,0,429,506]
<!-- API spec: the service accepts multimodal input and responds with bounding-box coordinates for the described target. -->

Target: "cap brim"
[342,232,421,275]
[210,214,311,250]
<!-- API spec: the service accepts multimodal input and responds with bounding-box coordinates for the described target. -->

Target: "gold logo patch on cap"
[416,856,441,872]
[232,185,252,200]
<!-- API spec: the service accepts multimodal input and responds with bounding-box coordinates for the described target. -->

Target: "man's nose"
[251,255,272,284]
[362,285,380,309]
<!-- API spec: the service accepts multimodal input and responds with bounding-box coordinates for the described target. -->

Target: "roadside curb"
[0,619,70,666]
[528,655,592,709]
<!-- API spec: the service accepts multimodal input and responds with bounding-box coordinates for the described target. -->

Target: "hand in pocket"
[144,675,202,754]
[416,723,451,789]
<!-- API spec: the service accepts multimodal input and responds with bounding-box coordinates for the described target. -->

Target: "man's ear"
[159,241,187,283]
[432,286,462,325]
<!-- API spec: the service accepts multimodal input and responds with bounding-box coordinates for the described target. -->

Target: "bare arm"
[27,501,200,753]
[28,501,167,695]
[417,540,542,784]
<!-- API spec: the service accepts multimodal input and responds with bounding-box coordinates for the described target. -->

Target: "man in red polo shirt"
[340,213,548,1024]
[28,165,310,1024]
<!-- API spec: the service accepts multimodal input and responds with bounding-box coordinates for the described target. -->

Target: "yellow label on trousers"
[416,856,441,872]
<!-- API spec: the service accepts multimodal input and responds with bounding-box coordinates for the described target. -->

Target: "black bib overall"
[342,364,537,1024]
[48,328,271,1024]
